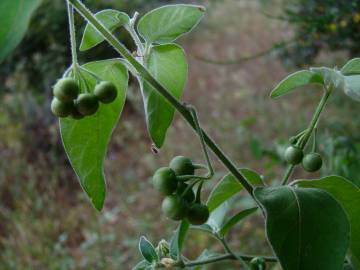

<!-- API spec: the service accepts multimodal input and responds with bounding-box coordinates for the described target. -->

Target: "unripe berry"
[53,78,79,102]
[187,203,209,225]
[284,146,304,165]
[51,98,73,118]
[152,167,178,195]
[162,195,187,220]
[75,93,99,116]
[94,81,118,104]
[71,107,85,120]
[302,152,323,172]
[176,182,195,203]
[169,156,195,176]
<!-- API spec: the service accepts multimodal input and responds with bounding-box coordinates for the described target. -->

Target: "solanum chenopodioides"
[54,1,360,269]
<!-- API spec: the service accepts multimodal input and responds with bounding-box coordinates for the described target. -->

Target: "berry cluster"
[284,145,323,172]
[152,156,210,225]
[51,77,117,119]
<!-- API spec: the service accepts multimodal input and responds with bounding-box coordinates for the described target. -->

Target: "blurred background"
[0,0,359,269]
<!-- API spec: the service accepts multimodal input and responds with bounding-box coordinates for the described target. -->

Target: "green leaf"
[219,207,258,237]
[140,44,187,148]
[60,59,128,210]
[341,58,360,75]
[270,70,324,98]
[170,220,189,260]
[139,236,158,263]
[207,168,263,212]
[137,4,205,44]
[207,197,235,232]
[132,260,150,270]
[310,67,345,91]
[80,9,129,51]
[294,176,360,268]
[344,75,360,102]
[254,186,350,270]
[0,0,41,63]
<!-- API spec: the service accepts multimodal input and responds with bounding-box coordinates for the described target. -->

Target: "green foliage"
[140,44,188,148]
[0,0,41,63]
[207,168,263,212]
[139,236,159,264]
[137,4,205,44]
[254,186,350,270]
[60,59,128,210]
[270,70,324,98]
[294,176,360,268]
[80,10,130,51]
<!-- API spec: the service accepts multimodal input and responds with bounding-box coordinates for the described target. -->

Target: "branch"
[67,0,255,196]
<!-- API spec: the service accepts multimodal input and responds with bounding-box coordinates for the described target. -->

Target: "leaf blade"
[140,43,188,147]
[0,0,41,62]
[60,59,129,210]
[341,58,360,75]
[270,70,324,99]
[207,168,263,212]
[79,9,129,51]
[294,176,360,268]
[139,236,158,263]
[254,186,350,270]
[219,207,258,237]
[137,4,205,44]
[170,220,189,260]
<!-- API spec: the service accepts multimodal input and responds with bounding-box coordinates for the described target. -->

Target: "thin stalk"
[219,237,251,270]
[281,91,331,185]
[68,0,254,196]
[66,1,78,68]
[168,253,277,268]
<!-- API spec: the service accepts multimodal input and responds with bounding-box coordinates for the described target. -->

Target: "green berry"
[162,195,187,221]
[250,257,266,270]
[289,136,298,145]
[53,78,79,102]
[187,203,209,225]
[302,152,323,172]
[50,98,73,118]
[75,93,99,116]
[284,146,304,165]
[70,107,85,120]
[152,167,178,195]
[176,182,195,203]
[94,81,118,104]
[169,156,195,176]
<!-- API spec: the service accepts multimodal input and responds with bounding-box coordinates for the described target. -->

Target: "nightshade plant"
[38,1,360,269]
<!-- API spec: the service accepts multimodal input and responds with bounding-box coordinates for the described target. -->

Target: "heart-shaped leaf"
[0,0,41,63]
[207,168,263,212]
[80,9,129,51]
[341,58,360,75]
[140,44,187,148]
[254,186,350,270]
[270,70,324,98]
[344,75,360,101]
[294,176,360,268]
[139,236,158,263]
[219,207,258,237]
[137,4,205,44]
[60,59,129,210]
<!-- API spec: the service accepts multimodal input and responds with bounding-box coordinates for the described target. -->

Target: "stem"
[170,253,277,268]
[219,237,251,270]
[281,91,331,185]
[68,0,254,196]
[66,1,78,67]
[126,12,145,55]
[188,105,214,178]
